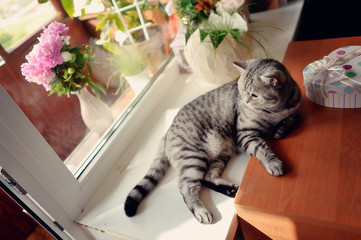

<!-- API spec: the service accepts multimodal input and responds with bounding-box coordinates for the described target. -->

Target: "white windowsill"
[77,1,304,239]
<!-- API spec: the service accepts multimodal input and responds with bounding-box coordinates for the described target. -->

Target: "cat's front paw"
[273,116,296,139]
[265,158,284,176]
[194,207,213,224]
[273,128,286,139]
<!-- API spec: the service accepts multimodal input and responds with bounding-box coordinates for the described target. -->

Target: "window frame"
[0,1,177,237]
[0,56,178,239]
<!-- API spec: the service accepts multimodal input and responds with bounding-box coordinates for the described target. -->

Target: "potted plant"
[174,0,270,85]
[106,42,149,95]
[41,0,168,75]
[95,0,168,76]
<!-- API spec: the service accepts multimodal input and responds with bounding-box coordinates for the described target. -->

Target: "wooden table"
[235,37,361,240]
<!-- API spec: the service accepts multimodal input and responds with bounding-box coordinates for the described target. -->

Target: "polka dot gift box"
[303,46,361,108]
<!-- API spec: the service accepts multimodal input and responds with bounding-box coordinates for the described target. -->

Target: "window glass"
[0,0,57,52]
[0,0,177,177]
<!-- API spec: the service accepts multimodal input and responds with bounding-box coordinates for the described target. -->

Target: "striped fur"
[124,59,301,224]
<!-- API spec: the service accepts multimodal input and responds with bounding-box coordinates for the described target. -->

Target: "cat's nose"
[244,95,251,104]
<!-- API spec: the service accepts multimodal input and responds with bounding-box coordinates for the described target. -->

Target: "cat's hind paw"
[202,180,239,198]
[225,184,239,198]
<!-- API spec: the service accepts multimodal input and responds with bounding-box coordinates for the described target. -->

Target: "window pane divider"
[111,0,150,44]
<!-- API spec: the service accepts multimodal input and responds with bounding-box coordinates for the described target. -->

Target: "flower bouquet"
[173,0,269,85]
[175,0,250,50]
[21,21,113,135]
[21,21,106,98]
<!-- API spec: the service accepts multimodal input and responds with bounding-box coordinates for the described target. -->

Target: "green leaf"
[199,30,208,42]
[48,77,62,96]
[250,31,272,58]
[88,81,107,98]
[250,22,283,32]
[92,81,107,95]
[110,15,125,32]
[60,0,75,19]
[229,29,242,43]
[49,85,57,96]
[90,85,101,99]
[38,0,49,3]
[69,45,82,52]
[118,2,133,8]
[70,53,76,63]
[87,63,93,75]
[199,30,227,49]
[96,12,110,31]
[95,38,108,46]
[81,8,86,17]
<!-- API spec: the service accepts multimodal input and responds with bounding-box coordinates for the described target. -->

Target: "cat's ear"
[261,70,286,87]
[269,77,279,86]
[233,60,256,72]
[233,61,248,72]
[260,76,280,87]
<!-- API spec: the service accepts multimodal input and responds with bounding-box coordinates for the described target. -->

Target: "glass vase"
[75,88,113,136]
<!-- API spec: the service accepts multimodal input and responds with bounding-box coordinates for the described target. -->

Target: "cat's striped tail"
[124,137,170,217]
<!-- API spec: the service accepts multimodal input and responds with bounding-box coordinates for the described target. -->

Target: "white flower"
[61,51,73,62]
[207,9,247,33]
[216,0,244,13]
[115,30,128,46]
[63,36,71,45]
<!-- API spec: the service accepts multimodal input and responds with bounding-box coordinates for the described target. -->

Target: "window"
[0,0,174,177]
[0,0,178,238]
[0,0,58,52]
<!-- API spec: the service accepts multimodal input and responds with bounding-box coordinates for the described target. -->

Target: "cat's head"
[234,59,293,108]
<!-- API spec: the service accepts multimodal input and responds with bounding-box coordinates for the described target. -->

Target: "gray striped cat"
[124,58,301,224]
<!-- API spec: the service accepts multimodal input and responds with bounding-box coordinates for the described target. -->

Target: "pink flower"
[21,60,55,90]
[36,33,65,69]
[20,28,65,91]
[42,81,52,91]
[41,21,69,38]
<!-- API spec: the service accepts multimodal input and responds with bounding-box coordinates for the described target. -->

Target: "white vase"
[123,26,166,75]
[184,29,252,86]
[75,88,114,136]
[124,68,150,95]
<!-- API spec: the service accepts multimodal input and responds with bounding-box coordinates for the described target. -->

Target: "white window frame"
[0,57,178,239]
[0,0,176,237]
[111,0,152,44]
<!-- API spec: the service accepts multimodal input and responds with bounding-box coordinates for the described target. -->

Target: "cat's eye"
[251,93,259,98]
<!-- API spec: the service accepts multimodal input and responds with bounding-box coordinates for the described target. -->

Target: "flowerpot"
[123,68,150,95]
[75,88,114,136]
[184,29,253,86]
[123,25,166,75]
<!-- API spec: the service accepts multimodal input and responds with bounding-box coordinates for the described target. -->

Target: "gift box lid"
[303,45,361,108]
